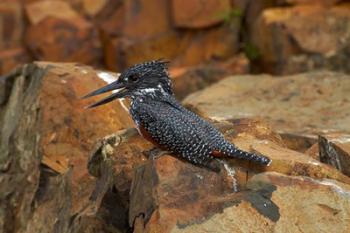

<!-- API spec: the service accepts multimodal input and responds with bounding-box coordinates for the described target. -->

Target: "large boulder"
[183,71,350,138]
[250,4,350,74]
[24,1,103,65]
[0,62,133,233]
[171,0,231,28]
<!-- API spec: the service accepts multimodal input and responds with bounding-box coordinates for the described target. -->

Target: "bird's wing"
[135,99,212,164]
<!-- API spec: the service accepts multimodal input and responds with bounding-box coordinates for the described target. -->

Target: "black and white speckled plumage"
[84,60,271,171]
[130,92,270,171]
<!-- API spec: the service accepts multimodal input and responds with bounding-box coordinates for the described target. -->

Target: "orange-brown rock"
[25,17,102,65]
[0,62,133,232]
[171,0,231,28]
[215,119,350,184]
[251,4,350,74]
[25,0,81,24]
[99,3,125,40]
[0,48,31,74]
[279,132,317,152]
[127,129,350,233]
[282,0,341,5]
[146,172,350,233]
[122,0,171,39]
[0,1,24,49]
[170,65,230,100]
[319,133,350,177]
[105,32,189,71]
[171,56,249,99]
[304,142,319,160]
[177,25,240,66]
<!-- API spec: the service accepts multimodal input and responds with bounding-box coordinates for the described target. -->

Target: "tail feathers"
[220,143,271,166]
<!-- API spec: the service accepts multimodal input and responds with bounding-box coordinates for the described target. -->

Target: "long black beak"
[82,81,128,108]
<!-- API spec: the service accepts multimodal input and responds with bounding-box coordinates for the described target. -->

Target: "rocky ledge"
[1,63,350,233]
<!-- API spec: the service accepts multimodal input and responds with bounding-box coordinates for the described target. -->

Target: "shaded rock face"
[318,133,350,177]
[0,62,134,233]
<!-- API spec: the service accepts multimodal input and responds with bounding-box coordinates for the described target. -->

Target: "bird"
[83,60,271,172]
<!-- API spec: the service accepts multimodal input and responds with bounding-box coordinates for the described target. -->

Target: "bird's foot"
[144,148,171,160]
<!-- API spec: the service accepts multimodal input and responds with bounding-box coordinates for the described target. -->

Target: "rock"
[99,3,125,39]
[171,0,231,28]
[129,155,236,233]
[183,71,350,137]
[176,25,241,66]
[25,17,103,65]
[123,0,171,39]
[251,4,350,74]
[105,31,188,71]
[318,133,350,177]
[128,138,350,233]
[281,0,341,5]
[25,0,80,24]
[279,132,317,153]
[0,1,24,49]
[0,62,133,233]
[304,143,320,160]
[0,48,31,74]
[152,172,350,233]
[171,65,229,100]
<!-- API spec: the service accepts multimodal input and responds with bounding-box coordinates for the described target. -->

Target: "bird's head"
[83,60,172,108]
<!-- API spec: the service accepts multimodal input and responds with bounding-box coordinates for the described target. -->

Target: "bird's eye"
[129,74,138,82]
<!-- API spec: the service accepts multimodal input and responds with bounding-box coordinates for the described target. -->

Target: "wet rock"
[25,2,102,66]
[319,133,350,177]
[171,0,231,28]
[183,71,350,137]
[251,4,350,74]
[0,62,133,233]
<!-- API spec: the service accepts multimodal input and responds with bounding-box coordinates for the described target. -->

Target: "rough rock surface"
[318,133,350,177]
[171,0,231,28]
[0,48,31,74]
[25,1,103,65]
[2,63,350,233]
[127,119,350,232]
[183,71,350,137]
[170,54,249,99]
[251,4,350,74]
[161,172,350,233]
[0,62,133,233]
[0,1,24,49]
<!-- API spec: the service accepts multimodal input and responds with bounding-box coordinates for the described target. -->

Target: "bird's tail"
[219,142,271,166]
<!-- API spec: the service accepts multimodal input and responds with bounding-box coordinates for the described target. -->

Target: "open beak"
[82,81,129,108]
